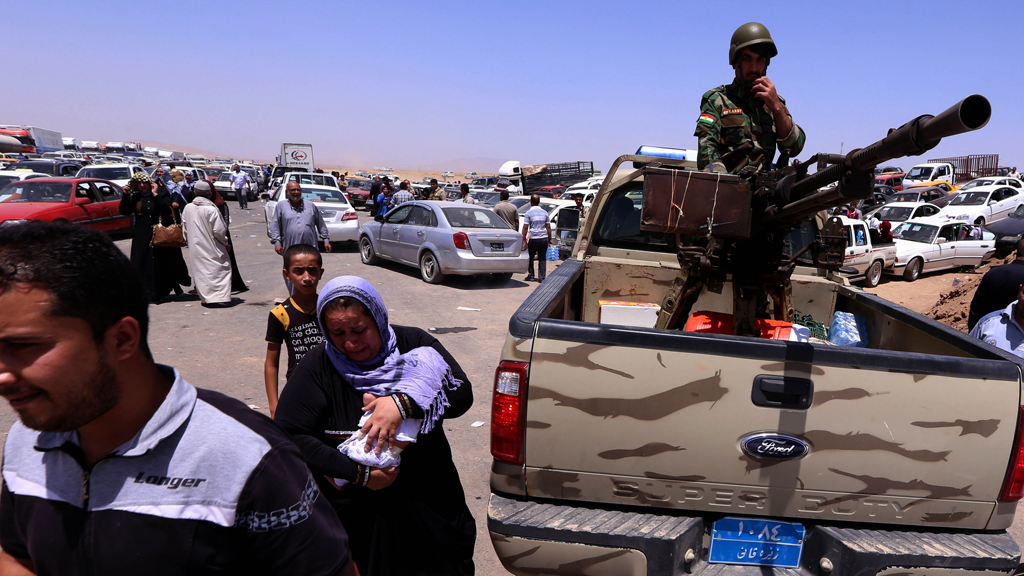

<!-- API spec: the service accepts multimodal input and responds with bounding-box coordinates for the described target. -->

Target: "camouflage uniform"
[694,78,805,174]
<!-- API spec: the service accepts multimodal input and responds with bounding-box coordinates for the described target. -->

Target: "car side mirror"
[374,215,384,223]
[74,195,91,205]
[936,237,947,244]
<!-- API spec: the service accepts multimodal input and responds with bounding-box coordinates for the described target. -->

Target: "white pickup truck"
[836,216,895,287]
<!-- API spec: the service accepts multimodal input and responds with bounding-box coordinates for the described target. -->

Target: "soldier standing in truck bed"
[695,22,806,174]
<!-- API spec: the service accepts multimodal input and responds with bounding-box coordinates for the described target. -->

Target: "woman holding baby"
[275,276,476,576]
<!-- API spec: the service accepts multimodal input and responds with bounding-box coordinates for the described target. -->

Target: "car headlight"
[1,219,28,227]
[955,214,968,220]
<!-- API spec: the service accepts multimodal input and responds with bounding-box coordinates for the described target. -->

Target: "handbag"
[152,211,186,248]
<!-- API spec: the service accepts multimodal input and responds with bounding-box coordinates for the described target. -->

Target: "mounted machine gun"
[642,95,991,335]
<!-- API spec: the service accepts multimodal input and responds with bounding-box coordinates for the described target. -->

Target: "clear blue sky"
[3,0,1022,173]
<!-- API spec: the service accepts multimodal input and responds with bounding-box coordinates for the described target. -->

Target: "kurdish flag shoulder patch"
[697,113,716,125]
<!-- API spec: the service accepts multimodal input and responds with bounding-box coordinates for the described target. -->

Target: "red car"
[0,177,131,232]
[537,185,567,198]
[875,173,904,191]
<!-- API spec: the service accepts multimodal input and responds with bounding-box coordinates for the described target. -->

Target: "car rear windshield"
[950,192,988,206]
[442,207,508,228]
[0,182,72,203]
[876,206,914,221]
[7,163,56,175]
[895,222,937,243]
[0,176,16,189]
[890,193,918,202]
[79,167,130,180]
[302,190,348,204]
[960,179,992,190]
[590,184,674,253]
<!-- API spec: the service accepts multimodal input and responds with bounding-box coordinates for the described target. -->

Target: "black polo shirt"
[0,366,351,575]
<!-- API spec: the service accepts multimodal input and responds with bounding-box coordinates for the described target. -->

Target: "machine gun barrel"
[776,95,991,220]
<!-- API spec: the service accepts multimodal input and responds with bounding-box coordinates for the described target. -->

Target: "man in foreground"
[427,178,447,202]
[695,22,805,174]
[968,239,1024,330]
[970,283,1024,358]
[0,221,356,575]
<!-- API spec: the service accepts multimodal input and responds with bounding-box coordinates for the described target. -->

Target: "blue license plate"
[708,516,805,568]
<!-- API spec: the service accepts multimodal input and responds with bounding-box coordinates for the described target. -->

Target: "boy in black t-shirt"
[265,244,325,418]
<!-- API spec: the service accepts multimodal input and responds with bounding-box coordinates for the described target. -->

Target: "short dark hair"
[399,181,409,190]
[500,190,509,200]
[430,178,438,185]
[461,183,469,193]
[531,193,540,205]
[0,221,150,356]
[283,243,322,268]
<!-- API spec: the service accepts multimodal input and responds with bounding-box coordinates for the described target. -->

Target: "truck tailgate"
[523,320,1021,529]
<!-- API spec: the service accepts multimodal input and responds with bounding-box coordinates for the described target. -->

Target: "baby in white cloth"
[330,394,420,488]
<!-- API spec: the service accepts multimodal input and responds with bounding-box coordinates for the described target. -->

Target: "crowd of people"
[0,219,477,576]
[120,170,247,308]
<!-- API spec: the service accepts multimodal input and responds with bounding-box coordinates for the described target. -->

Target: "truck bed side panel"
[523,320,1020,530]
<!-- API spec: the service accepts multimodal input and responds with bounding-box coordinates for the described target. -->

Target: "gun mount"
[642,95,991,335]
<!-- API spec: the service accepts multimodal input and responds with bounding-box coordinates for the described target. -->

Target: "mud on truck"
[486,96,1024,576]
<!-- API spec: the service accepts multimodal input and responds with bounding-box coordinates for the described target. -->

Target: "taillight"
[453,231,469,250]
[491,361,529,465]
[341,211,357,221]
[999,406,1024,501]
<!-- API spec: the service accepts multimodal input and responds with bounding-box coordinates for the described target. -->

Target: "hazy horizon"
[4,1,1022,174]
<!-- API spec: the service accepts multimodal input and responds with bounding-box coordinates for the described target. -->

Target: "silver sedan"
[359,201,527,283]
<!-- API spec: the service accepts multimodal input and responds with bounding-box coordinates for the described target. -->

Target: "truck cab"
[903,162,955,188]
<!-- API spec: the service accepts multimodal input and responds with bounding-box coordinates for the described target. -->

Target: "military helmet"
[729,22,777,65]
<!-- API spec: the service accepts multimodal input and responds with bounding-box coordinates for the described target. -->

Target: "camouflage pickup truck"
[487,153,1024,576]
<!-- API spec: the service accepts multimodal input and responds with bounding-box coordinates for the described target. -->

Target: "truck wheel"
[492,272,514,282]
[420,252,445,284]
[359,236,379,265]
[863,260,883,288]
[903,258,922,282]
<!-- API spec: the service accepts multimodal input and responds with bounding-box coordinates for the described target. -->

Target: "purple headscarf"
[316,276,460,433]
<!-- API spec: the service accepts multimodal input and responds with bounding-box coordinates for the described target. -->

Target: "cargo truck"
[277,143,315,171]
[0,125,64,154]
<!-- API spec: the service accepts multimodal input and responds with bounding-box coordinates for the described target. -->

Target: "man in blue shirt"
[970,284,1024,358]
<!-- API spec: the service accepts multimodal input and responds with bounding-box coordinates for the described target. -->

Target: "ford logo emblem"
[740,433,809,460]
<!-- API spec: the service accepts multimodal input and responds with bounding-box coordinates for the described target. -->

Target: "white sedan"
[74,163,148,188]
[936,184,1024,227]
[886,216,996,281]
[264,183,359,243]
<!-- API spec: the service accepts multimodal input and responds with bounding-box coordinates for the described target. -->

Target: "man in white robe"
[182,181,232,307]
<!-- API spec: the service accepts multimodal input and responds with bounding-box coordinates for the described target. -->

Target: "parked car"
[908,180,959,194]
[960,176,1024,191]
[75,163,148,188]
[888,216,996,281]
[871,201,942,224]
[986,204,1024,251]
[4,160,83,177]
[536,185,567,198]
[835,215,896,287]
[471,176,499,189]
[875,172,904,191]
[359,201,527,283]
[937,184,1024,227]
[873,165,903,175]
[0,171,50,200]
[902,162,956,189]
[516,197,578,231]
[264,182,359,244]
[0,178,130,232]
[441,171,455,179]
[888,187,954,205]
[214,171,260,202]
[464,171,479,180]
[345,177,372,207]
